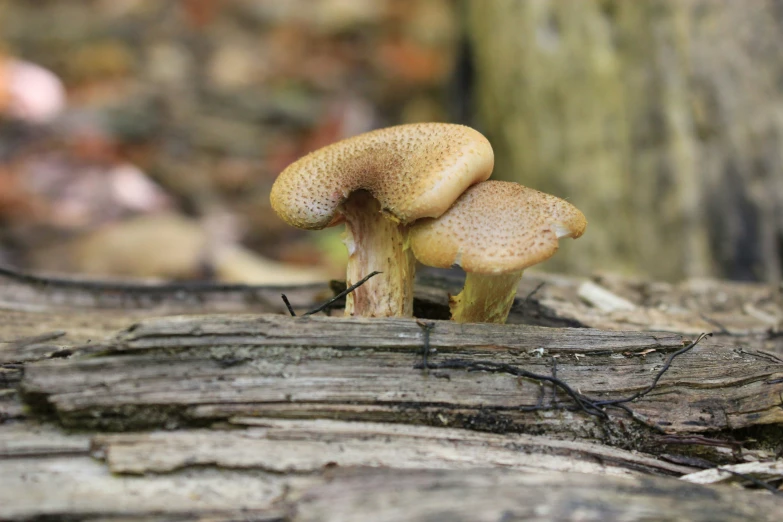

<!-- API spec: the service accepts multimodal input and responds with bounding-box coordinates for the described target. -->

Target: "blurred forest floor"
[0,0,463,283]
[5,0,782,288]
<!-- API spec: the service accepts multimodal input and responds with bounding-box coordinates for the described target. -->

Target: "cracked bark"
[1,271,782,519]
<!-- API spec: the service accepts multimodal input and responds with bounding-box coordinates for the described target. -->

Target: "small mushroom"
[270,123,493,317]
[410,180,586,323]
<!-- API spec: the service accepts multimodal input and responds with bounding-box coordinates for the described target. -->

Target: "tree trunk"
[467,0,783,283]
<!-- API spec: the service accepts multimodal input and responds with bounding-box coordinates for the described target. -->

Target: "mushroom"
[409,180,586,324]
[270,123,494,317]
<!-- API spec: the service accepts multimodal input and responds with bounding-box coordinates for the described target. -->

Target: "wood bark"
[1,270,783,519]
[16,313,783,448]
[2,449,781,521]
[0,421,780,521]
[467,0,783,282]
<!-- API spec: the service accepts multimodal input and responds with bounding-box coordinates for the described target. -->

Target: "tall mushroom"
[270,123,494,317]
[410,180,586,324]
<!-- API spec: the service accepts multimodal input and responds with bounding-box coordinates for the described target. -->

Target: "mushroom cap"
[270,123,494,229]
[410,181,587,274]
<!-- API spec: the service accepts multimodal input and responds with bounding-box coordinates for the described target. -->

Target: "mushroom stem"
[341,190,416,317]
[449,271,524,324]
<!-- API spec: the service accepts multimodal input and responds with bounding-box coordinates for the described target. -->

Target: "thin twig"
[414,332,712,426]
[699,314,730,335]
[594,332,712,406]
[611,403,667,433]
[717,468,783,496]
[524,282,546,303]
[302,271,382,316]
[415,358,607,418]
[281,294,296,316]
[749,349,783,365]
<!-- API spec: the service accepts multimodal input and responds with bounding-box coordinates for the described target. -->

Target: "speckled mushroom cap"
[270,123,494,229]
[410,181,586,273]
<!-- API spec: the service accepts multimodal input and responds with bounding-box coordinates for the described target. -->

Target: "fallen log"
[0,420,780,520]
[20,314,783,461]
[3,269,783,520]
[1,449,780,521]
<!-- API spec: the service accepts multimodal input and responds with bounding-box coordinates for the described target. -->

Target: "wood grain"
[20,315,783,452]
[1,272,782,519]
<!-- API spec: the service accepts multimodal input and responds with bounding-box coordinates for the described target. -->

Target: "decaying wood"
[682,459,783,487]
[2,269,783,519]
[93,418,694,477]
[0,419,780,521]
[3,265,782,339]
[0,453,293,521]
[2,453,781,521]
[0,267,332,424]
[292,467,783,522]
[515,273,783,337]
[0,417,696,477]
[19,314,783,452]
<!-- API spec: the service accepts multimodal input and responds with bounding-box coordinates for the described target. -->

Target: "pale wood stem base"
[341,191,416,317]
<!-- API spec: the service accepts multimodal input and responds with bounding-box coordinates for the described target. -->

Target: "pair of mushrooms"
[271,123,586,323]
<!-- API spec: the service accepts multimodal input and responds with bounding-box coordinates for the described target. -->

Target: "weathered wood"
[0,455,292,521]
[291,468,783,522]
[682,459,783,486]
[0,418,710,520]
[0,415,777,519]
[3,268,781,343]
[0,421,91,458]
[20,314,783,459]
[2,457,781,521]
[0,270,334,427]
[94,418,694,477]
[2,272,783,519]
[109,313,683,353]
[515,273,783,336]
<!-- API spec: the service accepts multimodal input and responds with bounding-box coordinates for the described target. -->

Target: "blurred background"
[0,0,781,285]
